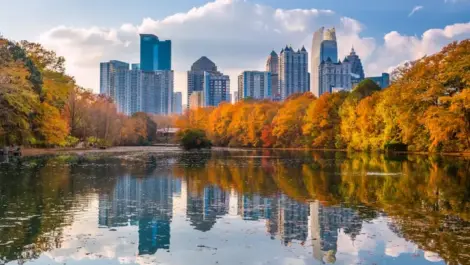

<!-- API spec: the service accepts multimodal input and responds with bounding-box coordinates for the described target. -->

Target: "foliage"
[176,128,212,150]
[0,36,468,152]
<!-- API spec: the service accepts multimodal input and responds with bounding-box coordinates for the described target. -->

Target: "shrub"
[176,129,212,150]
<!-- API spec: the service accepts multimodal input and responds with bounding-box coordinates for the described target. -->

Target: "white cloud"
[38,0,470,103]
[408,6,424,17]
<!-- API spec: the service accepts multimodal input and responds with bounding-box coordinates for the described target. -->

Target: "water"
[1,149,469,265]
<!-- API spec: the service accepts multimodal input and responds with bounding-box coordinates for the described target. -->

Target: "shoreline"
[15,146,470,158]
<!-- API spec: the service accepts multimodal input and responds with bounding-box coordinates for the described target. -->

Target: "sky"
[1,0,470,103]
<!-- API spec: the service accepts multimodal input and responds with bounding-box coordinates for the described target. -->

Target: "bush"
[176,129,212,150]
[62,136,79,147]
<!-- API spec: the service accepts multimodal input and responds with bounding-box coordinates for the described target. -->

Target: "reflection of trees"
[175,150,470,264]
[0,157,75,264]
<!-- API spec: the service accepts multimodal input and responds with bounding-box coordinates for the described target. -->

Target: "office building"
[141,71,174,115]
[203,72,230,107]
[100,60,129,96]
[311,27,338,97]
[367,73,390,88]
[321,28,338,63]
[187,56,219,107]
[345,47,365,87]
[131,63,140,70]
[189,91,204,109]
[172,92,182,114]
[279,46,309,99]
[266,50,279,97]
[238,71,272,100]
[140,34,171,71]
[319,58,352,95]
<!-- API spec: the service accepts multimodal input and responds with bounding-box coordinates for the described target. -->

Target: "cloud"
[38,0,470,103]
[408,6,424,17]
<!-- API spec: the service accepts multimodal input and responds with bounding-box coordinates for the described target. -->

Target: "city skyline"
[3,0,469,103]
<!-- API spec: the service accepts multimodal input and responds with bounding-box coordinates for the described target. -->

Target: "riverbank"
[20,146,182,157]
[17,146,470,158]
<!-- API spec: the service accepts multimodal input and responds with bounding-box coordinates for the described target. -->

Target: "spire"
[301,45,307,52]
[351,46,356,55]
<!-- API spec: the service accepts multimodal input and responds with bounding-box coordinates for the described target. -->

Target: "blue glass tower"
[320,40,338,63]
[140,34,172,71]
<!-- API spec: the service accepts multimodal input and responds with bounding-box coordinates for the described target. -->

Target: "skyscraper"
[238,71,272,100]
[187,56,218,107]
[311,27,338,97]
[319,58,352,94]
[279,46,309,99]
[140,71,173,115]
[203,72,230,107]
[345,47,365,86]
[266,50,279,97]
[172,92,182,114]
[140,34,171,71]
[321,28,338,63]
[100,60,129,96]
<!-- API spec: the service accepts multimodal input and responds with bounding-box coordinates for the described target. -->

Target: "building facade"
[172,92,183,114]
[100,60,129,96]
[367,73,390,88]
[203,72,230,107]
[311,27,338,97]
[141,71,173,115]
[279,46,309,99]
[319,58,352,95]
[265,50,279,97]
[187,56,219,107]
[140,34,171,71]
[345,47,365,87]
[189,91,204,109]
[238,71,272,100]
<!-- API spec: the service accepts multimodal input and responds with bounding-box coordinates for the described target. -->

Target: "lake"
[1,148,469,265]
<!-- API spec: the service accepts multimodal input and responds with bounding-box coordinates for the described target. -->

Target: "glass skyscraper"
[311,27,338,97]
[140,34,171,71]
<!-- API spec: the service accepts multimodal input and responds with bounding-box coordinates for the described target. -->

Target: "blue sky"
[1,0,469,99]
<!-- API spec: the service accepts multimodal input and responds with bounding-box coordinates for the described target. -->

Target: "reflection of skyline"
[98,174,178,255]
[99,174,362,260]
[311,201,363,264]
[186,185,230,232]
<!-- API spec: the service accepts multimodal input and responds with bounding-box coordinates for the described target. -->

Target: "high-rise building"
[321,28,338,63]
[172,92,182,114]
[266,50,279,97]
[100,60,129,96]
[187,56,219,107]
[319,58,352,95]
[367,73,390,88]
[140,34,171,71]
[141,71,174,115]
[311,27,338,97]
[345,47,365,86]
[238,71,272,100]
[203,72,230,107]
[279,46,309,99]
[189,91,204,109]
[131,63,140,70]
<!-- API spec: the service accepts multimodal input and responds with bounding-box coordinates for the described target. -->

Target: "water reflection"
[0,150,469,265]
